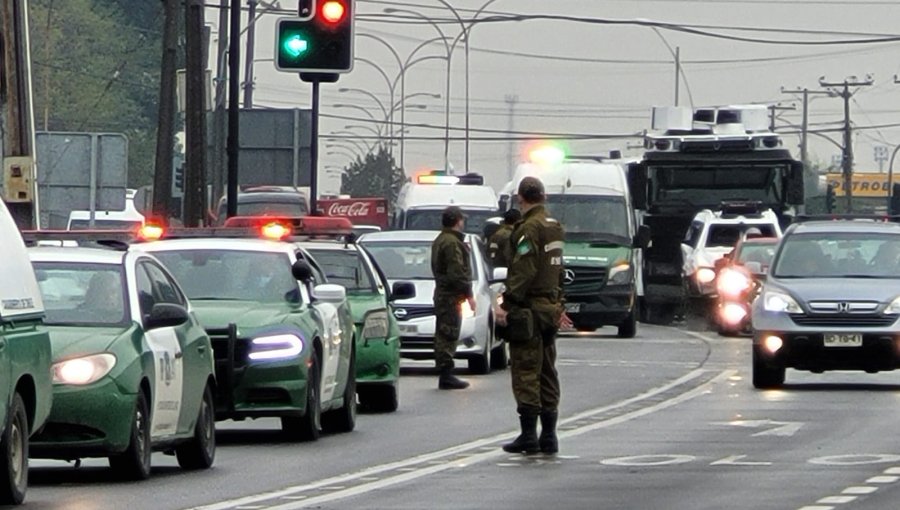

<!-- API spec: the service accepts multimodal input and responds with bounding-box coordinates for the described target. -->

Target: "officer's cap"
[442,206,465,227]
[518,176,546,204]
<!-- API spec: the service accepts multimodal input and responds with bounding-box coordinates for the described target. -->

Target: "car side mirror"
[145,303,190,330]
[312,284,346,303]
[633,225,651,249]
[292,260,313,282]
[390,281,416,301]
[491,267,508,283]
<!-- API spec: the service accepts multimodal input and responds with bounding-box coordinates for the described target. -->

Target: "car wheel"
[468,340,491,375]
[109,390,152,480]
[0,393,28,505]
[322,351,357,433]
[175,384,216,470]
[490,341,508,371]
[752,347,785,389]
[282,352,321,441]
[617,308,638,338]
[360,384,399,413]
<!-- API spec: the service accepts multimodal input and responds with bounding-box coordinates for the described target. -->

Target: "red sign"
[317,198,389,229]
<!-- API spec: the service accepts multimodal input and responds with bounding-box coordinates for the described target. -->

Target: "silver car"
[358,230,506,374]
[751,219,900,388]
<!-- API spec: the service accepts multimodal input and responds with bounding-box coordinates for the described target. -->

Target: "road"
[24,324,900,510]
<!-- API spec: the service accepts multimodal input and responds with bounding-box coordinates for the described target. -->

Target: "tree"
[340,146,406,207]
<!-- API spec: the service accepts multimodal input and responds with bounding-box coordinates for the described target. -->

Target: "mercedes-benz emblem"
[563,269,576,285]
[393,308,408,319]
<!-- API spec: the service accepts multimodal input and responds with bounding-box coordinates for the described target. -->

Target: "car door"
[295,251,343,402]
[135,261,184,440]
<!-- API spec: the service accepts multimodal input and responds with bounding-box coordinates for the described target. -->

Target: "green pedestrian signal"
[274,1,355,74]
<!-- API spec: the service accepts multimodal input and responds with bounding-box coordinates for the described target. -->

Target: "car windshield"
[32,262,129,326]
[706,224,778,248]
[153,250,301,303]
[773,233,900,279]
[651,164,786,208]
[544,195,630,243]
[405,210,497,235]
[361,241,475,281]
[307,249,376,292]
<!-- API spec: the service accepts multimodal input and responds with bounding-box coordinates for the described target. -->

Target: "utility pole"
[152,0,179,221]
[505,94,518,182]
[242,0,258,108]
[226,0,241,218]
[780,87,836,170]
[767,103,795,132]
[211,0,229,209]
[674,46,680,106]
[183,0,207,226]
[819,75,875,213]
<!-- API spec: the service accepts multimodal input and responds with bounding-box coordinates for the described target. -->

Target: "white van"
[393,173,499,235]
[67,189,145,230]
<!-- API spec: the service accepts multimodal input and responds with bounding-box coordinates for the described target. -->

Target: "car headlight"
[716,268,751,299]
[886,296,900,315]
[608,262,632,285]
[460,299,475,319]
[695,267,717,284]
[763,291,803,313]
[249,334,304,361]
[362,310,389,339]
[52,353,117,385]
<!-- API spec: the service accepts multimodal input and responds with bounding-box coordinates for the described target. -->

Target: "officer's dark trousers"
[434,298,461,371]
[509,325,560,416]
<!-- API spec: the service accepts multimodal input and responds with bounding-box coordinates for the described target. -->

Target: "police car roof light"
[260,221,293,240]
[418,174,460,185]
[719,200,764,217]
[137,224,165,242]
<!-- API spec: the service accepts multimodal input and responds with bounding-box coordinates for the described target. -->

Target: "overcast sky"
[208,0,900,194]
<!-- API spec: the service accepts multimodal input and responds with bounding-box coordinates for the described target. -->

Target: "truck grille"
[564,266,608,295]
[205,327,251,371]
[393,305,435,321]
[790,315,898,328]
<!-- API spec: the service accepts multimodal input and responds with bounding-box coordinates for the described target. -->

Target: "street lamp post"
[352,58,396,153]
[886,144,900,213]
[333,104,385,137]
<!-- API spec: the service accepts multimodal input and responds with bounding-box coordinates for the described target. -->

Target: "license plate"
[398,324,418,334]
[824,333,862,347]
[565,303,581,313]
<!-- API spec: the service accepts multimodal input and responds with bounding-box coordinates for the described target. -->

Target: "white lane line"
[799,506,834,510]
[841,486,878,495]
[867,475,900,484]
[260,370,734,510]
[884,467,900,475]
[817,496,857,504]
[186,368,729,510]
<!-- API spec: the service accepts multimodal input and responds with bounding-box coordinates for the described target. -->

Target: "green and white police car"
[135,235,356,440]
[26,245,217,480]
[0,204,53,504]
[300,240,414,412]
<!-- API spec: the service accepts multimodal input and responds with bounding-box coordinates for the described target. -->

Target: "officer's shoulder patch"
[516,236,533,256]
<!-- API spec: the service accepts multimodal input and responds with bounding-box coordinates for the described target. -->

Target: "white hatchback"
[358,230,506,374]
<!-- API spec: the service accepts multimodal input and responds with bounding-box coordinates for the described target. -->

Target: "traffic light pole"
[301,73,339,216]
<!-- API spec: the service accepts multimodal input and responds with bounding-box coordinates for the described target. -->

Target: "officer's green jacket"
[488,224,514,268]
[502,205,565,313]
[431,228,473,299]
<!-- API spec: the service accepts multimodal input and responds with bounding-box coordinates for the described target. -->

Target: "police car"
[0,204,53,504]
[24,240,216,480]
[299,237,412,412]
[133,222,356,440]
[682,202,782,301]
[358,230,505,373]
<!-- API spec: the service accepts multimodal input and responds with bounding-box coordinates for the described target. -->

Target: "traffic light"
[173,165,185,194]
[825,183,835,213]
[275,0,354,74]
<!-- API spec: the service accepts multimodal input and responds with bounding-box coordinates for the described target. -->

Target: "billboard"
[826,173,891,197]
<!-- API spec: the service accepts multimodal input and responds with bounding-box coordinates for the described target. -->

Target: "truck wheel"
[282,352,321,441]
[617,309,638,338]
[752,348,785,389]
[0,394,28,505]
[322,352,357,433]
[109,391,152,480]
[175,384,216,470]
[359,384,399,413]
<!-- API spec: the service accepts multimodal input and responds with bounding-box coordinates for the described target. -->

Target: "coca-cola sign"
[327,201,371,217]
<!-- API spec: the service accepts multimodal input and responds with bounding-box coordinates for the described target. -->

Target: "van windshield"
[545,195,630,244]
[405,210,497,235]
[69,219,142,230]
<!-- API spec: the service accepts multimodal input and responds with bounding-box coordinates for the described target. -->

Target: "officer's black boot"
[502,414,540,454]
[438,369,469,390]
[539,411,559,454]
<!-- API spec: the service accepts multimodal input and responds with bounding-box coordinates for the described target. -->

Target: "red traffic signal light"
[321,1,346,24]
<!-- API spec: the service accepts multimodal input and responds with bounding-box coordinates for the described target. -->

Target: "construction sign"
[826,173,892,197]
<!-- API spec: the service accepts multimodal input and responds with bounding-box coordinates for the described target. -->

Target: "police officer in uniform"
[488,209,521,268]
[431,206,475,390]
[496,177,571,454]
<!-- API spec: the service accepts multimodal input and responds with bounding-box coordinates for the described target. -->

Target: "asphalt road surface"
[25,325,900,510]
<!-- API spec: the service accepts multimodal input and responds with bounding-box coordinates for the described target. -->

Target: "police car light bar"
[20,230,134,250]
[418,174,459,185]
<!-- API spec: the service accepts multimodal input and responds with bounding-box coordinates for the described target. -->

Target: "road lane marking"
[710,455,772,467]
[601,455,695,467]
[818,496,856,504]
[809,454,900,466]
[866,475,899,483]
[798,507,834,510]
[713,419,804,437]
[187,368,732,510]
[885,467,900,475]
[842,486,878,495]
[798,465,900,509]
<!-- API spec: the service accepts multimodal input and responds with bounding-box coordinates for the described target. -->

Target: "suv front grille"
[393,305,434,321]
[790,314,899,328]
